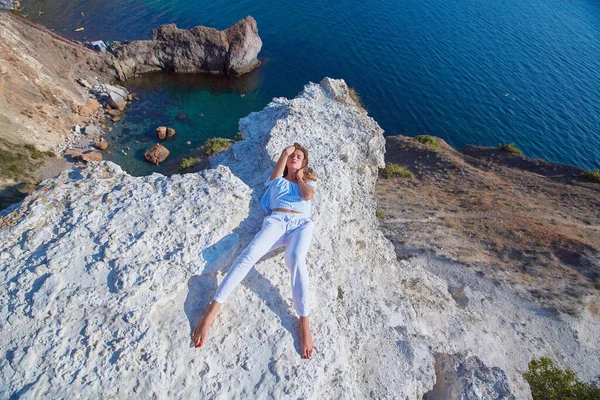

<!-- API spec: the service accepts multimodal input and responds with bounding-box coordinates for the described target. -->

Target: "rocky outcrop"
[1,78,599,398]
[0,78,430,398]
[424,353,516,400]
[114,16,262,79]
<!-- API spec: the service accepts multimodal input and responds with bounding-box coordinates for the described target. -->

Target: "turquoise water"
[19,0,600,174]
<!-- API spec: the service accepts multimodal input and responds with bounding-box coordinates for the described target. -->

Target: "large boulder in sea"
[144,144,170,164]
[1,78,599,398]
[114,16,262,79]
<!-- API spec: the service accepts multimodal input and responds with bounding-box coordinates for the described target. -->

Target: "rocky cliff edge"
[1,78,599,398]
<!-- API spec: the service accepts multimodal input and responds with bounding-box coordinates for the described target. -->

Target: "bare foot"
[192,301,220,348]
[299,316,314,359]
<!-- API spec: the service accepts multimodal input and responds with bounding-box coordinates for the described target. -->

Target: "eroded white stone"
[1,78,599,399]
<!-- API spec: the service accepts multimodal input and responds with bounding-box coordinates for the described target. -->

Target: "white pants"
[213,212,314,316]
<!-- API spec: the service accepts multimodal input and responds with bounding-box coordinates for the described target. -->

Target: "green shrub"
[178,157,201,172]
[348,88,365,110]
[523,357,600,399]
[379,162,413,179]
[376,210,384,219]
[582,169,600,183]
[205,138,233,155]
[415,135,440,149]
[234,132,243,141]
[498,143,522,155]
[0,140,51,178]
[24,143,52,160]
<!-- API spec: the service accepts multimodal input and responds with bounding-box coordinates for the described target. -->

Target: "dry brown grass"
[348,88,365,110]
[376,135,600,316]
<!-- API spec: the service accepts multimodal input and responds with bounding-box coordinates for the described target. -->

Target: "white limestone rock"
[423,353,516,400]
[4,78,582,398]
[0,163,251,398]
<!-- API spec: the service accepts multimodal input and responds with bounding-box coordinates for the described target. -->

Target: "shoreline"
[1,9,598,200]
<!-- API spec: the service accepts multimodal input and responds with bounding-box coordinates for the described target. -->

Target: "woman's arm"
[270,145,296,181]
[297,168,315,200]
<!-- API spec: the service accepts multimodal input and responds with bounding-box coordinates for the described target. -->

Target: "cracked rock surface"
[1,78,598,398]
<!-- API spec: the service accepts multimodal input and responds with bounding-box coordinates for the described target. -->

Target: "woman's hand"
[296,169,314,200]
[283,145,296,156]
[271,145,297,181]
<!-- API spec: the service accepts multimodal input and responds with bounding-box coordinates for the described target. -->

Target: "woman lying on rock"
[192,143,318,359]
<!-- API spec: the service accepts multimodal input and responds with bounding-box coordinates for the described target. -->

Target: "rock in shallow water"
[144,144,170,164]
[156,126,167,140]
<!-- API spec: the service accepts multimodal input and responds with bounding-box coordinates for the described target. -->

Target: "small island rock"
[144,144,170,164]
[114,16,262,79]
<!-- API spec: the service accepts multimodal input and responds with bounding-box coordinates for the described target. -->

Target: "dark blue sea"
[19,0,600,174]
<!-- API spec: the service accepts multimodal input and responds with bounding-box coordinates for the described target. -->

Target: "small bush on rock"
[179,157,201,172]
[348,88,365,110]
[205,138,233,155]
[582,169,600,183]
[523,357,600,399]
[498,143,522,155]
[415,135,440,149]
[379,162,413,179]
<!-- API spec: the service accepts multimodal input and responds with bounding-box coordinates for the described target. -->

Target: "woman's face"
[287,149,306,171]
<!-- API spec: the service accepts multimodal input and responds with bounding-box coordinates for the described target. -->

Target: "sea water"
[18,0,600,174]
